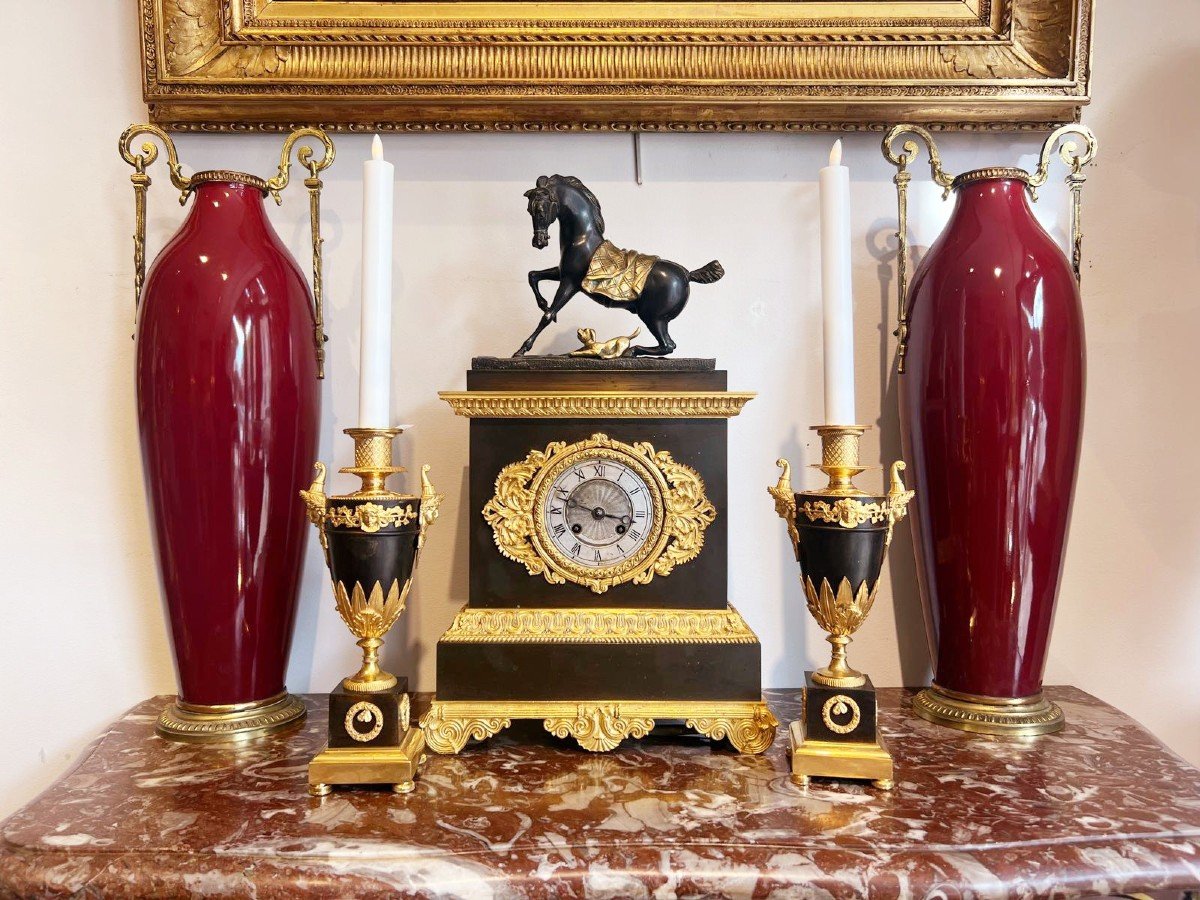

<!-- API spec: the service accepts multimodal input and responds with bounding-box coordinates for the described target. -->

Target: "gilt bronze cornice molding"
[438,605,759,644]
[439,390,754,419]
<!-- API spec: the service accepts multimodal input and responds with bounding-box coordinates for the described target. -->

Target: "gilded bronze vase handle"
[418,465,444,549]
[768,458,799,561]
[268,128,337,378]
[1029,124,1098,283]
[883,461,915,549]
[118,124,191,334]
[300,462,330,564]
[881,125,955,376]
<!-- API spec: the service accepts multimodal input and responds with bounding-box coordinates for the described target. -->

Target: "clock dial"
[543,460,652,568]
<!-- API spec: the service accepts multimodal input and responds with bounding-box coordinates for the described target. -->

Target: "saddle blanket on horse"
[581,240,660,303]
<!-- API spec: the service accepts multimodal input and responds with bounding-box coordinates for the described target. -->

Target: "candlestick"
[358,135,394,428]
[819,139,856,426]
[301,433,443,796]
[769,428,914,789]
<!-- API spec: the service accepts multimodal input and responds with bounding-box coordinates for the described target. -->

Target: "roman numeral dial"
[542,457,653,569]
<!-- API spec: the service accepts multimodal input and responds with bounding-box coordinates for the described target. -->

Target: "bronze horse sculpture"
[515,175,724,357]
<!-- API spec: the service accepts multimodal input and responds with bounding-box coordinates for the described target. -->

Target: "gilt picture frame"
[138,0,1093,132]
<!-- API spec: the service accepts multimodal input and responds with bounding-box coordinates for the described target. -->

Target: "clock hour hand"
[565,498,630,529]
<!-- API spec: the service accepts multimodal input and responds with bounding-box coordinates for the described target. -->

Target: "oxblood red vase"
[901,169,1085,735]
[136,170,319,741]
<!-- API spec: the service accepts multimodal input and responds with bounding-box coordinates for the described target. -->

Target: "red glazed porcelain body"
[137,178,318,707]
[902,177,1084,701]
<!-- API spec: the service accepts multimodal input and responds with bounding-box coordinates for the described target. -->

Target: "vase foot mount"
[913,685,1064,737]
[156,692,307,744]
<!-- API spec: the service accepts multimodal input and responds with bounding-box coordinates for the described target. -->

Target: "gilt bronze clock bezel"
[484,432,715,595]
[534,442,666,585]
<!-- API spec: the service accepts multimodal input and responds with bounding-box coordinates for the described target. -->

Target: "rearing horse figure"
[515,175,724,357]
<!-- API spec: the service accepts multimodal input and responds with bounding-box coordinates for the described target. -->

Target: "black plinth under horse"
[515,175,724,357]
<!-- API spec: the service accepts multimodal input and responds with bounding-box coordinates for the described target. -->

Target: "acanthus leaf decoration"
[937,0,1072,79]
[804,575,879,639]
[333,579,410,641]
[483,441,568,585]
[164,0,290,77]
[635,441,716,584]
[163,0,221,76]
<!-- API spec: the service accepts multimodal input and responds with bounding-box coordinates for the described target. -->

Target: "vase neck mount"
[951,167,1031,191]
[945,175,1039,227]
[188,170,270,195]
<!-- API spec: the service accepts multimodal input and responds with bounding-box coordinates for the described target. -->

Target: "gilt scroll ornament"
[544,705,656,753]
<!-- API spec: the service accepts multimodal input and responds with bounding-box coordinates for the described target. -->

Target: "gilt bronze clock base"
[308,681,427,796]
[423,698,776,755]
[787,672,894,789]
[425,604,776,754]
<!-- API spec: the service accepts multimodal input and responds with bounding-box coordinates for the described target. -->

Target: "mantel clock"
[422,357,777,754]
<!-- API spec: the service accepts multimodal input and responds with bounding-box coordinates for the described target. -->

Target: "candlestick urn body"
[302,429,442,795]
[883,125,1097,735]
[770,426,913,788]
[120,126,334,742]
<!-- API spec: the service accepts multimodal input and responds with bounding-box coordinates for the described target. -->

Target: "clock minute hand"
[566,497,629,526]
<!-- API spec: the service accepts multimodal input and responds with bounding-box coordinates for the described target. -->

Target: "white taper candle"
[358,134,394,429]
[818,139,856,426]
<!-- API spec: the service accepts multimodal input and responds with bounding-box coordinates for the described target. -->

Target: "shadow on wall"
[867,217,931,688]
[1045,43,1200,739]
[114,230,176,696]
[379,463,472,685]
[770,422,814,687]
[287,378,340,693]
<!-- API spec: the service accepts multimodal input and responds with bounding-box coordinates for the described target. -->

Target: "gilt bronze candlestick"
[301,427,442,795]
[770,425,913,789]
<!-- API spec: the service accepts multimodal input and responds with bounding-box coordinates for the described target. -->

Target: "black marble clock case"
[436,358,762,704]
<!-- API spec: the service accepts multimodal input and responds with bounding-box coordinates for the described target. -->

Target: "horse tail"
[688,260,725,284]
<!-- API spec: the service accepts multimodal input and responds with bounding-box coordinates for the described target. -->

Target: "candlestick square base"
[787,672,893,789]
[308,681,427,796]
[308,729,425,796]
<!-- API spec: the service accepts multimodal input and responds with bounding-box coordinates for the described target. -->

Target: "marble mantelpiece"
[2,688,1199,898]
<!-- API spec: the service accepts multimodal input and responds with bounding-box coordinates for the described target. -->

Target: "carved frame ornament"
[139,0,1092,132]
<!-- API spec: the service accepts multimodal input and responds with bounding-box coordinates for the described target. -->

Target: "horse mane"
[550,175,604,234]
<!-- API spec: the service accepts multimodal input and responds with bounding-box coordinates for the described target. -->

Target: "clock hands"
[565,498,631,531]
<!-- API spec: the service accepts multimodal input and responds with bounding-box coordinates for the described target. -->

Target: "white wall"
[3,3,1198,818]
